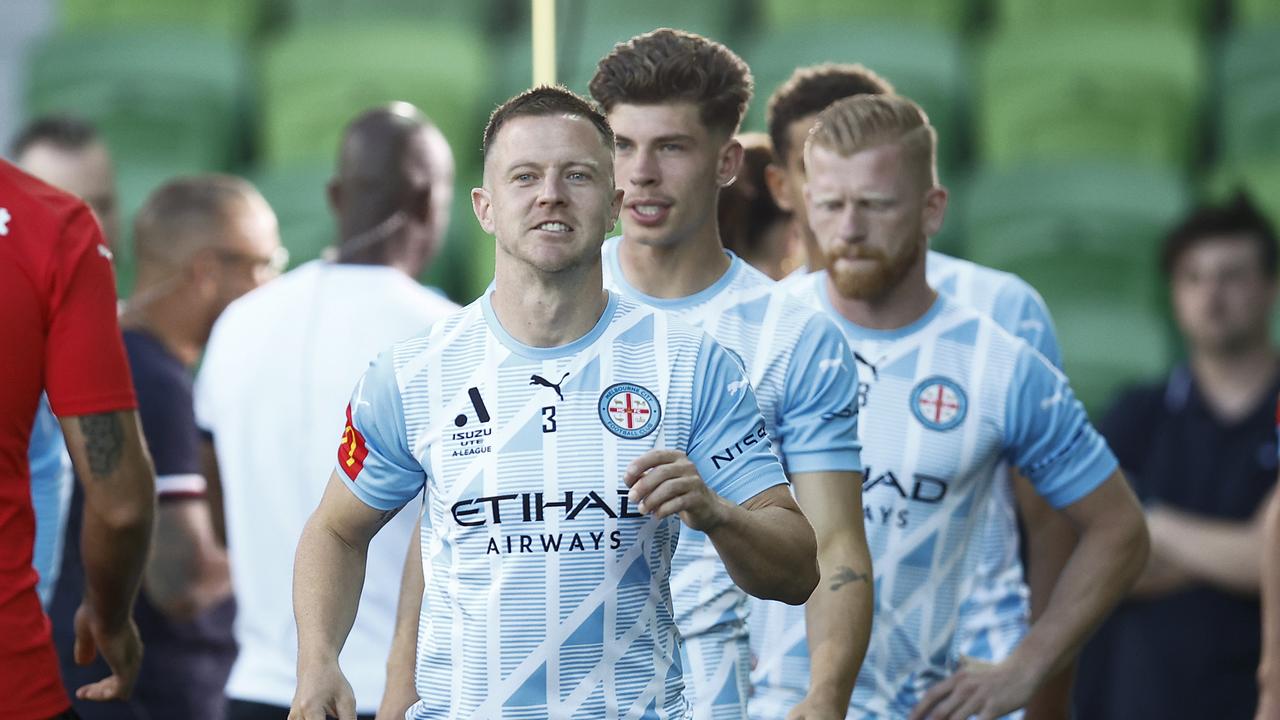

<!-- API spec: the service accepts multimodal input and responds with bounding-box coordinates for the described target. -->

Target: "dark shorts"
[227,699,375,720]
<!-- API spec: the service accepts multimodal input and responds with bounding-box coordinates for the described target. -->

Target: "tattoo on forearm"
[830,567,870,592]
[81,413,124,477]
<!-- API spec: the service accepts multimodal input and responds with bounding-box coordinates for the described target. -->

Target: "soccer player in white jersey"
[754,63,1081,718]
[780,93,1150,720]
[290,86,820,720]
[585,29,873,720]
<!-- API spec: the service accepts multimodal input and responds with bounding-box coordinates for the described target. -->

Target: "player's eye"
[567,171,590,182]
[660,142,685,152]
[513,172,537,183]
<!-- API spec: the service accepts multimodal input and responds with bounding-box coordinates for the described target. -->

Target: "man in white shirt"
[194,103,458,720]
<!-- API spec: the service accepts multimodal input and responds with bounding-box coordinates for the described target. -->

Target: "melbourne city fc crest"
[910,376,967,431]
[599,383,661,439]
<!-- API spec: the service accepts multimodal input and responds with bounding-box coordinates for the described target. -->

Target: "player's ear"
[608,187,624,227]
[764,163,794,212]
[472,186,496,235]
[922,184,948,239]
[717,137,744,189]
[325,176,342,217]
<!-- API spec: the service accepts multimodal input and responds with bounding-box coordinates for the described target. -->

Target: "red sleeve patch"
[339,403,369,482]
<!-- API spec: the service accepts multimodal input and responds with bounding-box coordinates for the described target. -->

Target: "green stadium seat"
[1236,0,1280,28]
[992,0,1206,30]
[26,27,249,173]
[1205,161,1280,242]
[59,0,267,38]
[758,0,972,34]
[977,24,1204,169]
[1053,299,1173,418]
[1219,28,1280,165]
[251,161,336,270]
[741,23,968,177]
[258,22,490,173]
[285,0,499,32]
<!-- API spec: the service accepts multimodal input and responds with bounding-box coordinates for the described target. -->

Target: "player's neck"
[491,259,609,349]
[824,262,937,331]
[1189,340,1279,422]
[119,292,204,368]
[617,221,731,299]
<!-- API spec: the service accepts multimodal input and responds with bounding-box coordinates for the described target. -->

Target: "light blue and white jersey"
[29,394,72,608]
[752,272,1115,719]
[338,291,788,720]
[927,251,1061,671]
[603,239,862,719]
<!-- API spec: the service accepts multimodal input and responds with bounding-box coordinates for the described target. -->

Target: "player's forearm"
[293,513,369,671]
[1153,507,1262,595]
[708,500,818,605]
[65,411,155,630]
[144,502,232,622]
[379,522,426,719]
[803,533,873,710]
[1009,508,1148,690]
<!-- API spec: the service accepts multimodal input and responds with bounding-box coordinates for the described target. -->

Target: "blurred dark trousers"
[227,699,375,720]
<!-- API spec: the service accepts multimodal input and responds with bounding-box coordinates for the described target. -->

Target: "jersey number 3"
[542,406,557,433]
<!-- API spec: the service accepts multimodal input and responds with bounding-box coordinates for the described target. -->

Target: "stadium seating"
[26,27,249,173]
[258,22,490,172]
[1206,161,1280,243]
[757,0,972,34]
[285,0,500,33]
[1219,27,1280,164]
[740,23,968,174]
[1235,0,1280,27]
[977,24,1204,169]
[992,0,1206,30]
[59,0,266,38]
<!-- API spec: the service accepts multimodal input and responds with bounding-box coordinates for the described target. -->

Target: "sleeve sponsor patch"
[339,403,369,481]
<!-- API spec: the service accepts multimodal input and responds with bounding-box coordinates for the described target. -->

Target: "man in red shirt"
[0,158,155,719]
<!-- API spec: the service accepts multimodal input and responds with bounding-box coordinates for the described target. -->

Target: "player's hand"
[787,693,848,719]
[623,449,730,532]
[290,661,357,720]
[908,658,1037,720]
[72,600,143,701]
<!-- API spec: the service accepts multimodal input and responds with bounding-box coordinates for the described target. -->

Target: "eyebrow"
[614,133,697,146]
[503,158,602,174]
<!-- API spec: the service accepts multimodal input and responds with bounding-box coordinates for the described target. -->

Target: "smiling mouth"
[631,204,665,217]
[534,221,573,233]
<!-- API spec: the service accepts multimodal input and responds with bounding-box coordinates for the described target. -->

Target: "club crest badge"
[598,383,661,439]
[910,376,967,431]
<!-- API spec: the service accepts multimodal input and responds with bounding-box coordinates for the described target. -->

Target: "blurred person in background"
[784,92,1148,720]
[758,63,1080,718]
[11,115,120,611]
[1260,482,1280,720]
[195,103,457,720]
[56,174,281,720]
[1,157,154,717]
[1075,192,1280,720]
[716,132,801,279]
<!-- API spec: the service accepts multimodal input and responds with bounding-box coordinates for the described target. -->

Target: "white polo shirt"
[194,260,457,713]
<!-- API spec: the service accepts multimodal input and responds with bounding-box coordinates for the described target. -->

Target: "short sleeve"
[1003,346,1118,509]
[44,207,135,416]
[990,280,1063,369]
[775,314,863,475]
[337,350,425,511]
[126,341,203,499]
[686,337,788,505]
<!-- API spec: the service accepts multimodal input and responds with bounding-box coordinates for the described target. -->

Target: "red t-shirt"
[0,159,136,718]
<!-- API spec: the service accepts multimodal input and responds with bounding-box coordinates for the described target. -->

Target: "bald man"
[193,103,458,720]
[52,174,283,720]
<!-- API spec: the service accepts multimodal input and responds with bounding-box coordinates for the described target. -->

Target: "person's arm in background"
[377,518,425,720]
[46,204,155,702]
[200,434,227,546]
[1127,495,1271,598]
[775,315,873,719]
[911,349,1149,720]
[1258,489,1280,720]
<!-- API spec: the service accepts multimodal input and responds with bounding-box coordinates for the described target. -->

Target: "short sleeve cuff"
[1034,443,1119,509]
[714,463,789,506]
[336,464,419,512]
[784,448,863,476]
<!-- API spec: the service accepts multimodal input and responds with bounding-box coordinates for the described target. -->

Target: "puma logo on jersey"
[529,372,569,402]
[0,207,10,236]
[727,377,750,396]
[97,244,113,260]
[818,357,845,372]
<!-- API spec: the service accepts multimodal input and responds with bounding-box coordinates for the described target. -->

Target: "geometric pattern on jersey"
[340,291,786,720]
[928,250,1064,673]
[751,271,1115,719]
[603,239,862,719]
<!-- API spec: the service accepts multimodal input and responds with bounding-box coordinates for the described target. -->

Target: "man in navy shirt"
[1075,192,1280,720]
[52,174,283,718]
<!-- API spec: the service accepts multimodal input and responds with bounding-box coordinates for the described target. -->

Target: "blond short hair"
[805,94,938,187]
